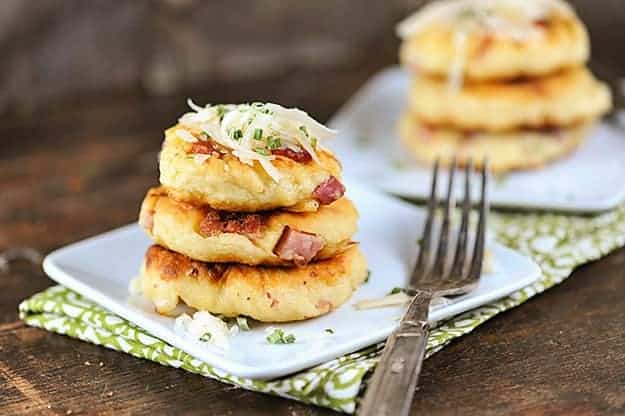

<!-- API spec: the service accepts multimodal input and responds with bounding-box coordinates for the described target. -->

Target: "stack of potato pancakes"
[396,0,612,173]
[137,101,367,322]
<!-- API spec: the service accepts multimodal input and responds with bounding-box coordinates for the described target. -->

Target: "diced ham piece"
[313,176,345,205]
[273,226,325,266]
[198,211,222,237]
[474,34,493,59]
[410,63,422,74]
[315,300,334,312]
[419,124,435,143]
[221,212,263,235]
[199,210,263,237]
[190,141,218,155]
[272,148,312,163]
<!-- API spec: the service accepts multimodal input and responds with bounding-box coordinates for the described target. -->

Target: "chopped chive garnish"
[254,148,270,156]
[325,328,334,334]
[364,270,371,283]
[199,132,209,140]
[494,174,508,187]
[267,137,282,150]
[458,7,477,19]
[389,287,405,295]
[356,136,371,148]
[232,129,243,140]
[299,125,309,137]
[392,160,407,171]
[216,105,226,122]
[266,328,296,344]
[253,128,263,140]
[236,317,250,331]
[310,137,318,149]
[199,332,212,342]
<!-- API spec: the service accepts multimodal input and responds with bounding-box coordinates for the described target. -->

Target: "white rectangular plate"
[43,181,541,379]
[329,67,625,213]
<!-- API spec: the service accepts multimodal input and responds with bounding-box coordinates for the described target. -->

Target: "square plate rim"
[40,183,543,379]
[328,66,625,214]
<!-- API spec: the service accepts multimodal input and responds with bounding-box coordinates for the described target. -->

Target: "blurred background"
[1,0,624,251]
[1,0,623,119]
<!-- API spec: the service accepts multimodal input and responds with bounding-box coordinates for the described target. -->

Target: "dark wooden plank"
[0,327,335,416]
[0,267,52,327]
[412,248,625,415]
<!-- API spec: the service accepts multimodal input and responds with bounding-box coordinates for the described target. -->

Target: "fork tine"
[467,159,489,282]
[449,159,472,280]
[411,159,439,281]
[432,157,456,279]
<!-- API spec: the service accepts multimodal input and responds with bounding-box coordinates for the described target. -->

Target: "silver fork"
[359,158,489,416]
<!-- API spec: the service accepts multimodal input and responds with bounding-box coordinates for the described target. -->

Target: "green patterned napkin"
[19,205,625,413]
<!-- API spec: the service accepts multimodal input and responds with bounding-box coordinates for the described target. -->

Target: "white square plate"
[329,67,625,213]
[43,181,541,379]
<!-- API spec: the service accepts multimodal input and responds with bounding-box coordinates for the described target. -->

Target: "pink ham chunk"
[273,226,325,266]
[313,176,345,205]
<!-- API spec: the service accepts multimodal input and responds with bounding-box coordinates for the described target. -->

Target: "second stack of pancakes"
[396,0,612,173]
[137,102,367,322]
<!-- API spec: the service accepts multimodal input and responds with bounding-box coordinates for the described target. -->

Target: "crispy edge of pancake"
[398,113,593,173]
[159,126,342,212]
[139,244,368,322]
[400,13,589,81]
[406,67,612,132]
[139,188,358,266]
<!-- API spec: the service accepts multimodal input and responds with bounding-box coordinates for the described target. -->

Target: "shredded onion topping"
[397,0,574,92]
[354,292,412,310]
[176,100,337,182]
[396,0,574,40]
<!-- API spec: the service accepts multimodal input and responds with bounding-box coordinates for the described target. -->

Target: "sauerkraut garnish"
[265,327,296,344]
[397,0,573,40]
[396,0,574,91]
[177,100,337,182]
[354,292,412,310]
[354,293,453,310]
[174,311,240,350]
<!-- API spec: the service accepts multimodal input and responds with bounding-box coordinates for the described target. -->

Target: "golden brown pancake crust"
[407,67,611,132]
[398,113,592,173]
[139,187,358,266]
[140,244,368,322]
[159,126,343,212]
[400,13,589,81]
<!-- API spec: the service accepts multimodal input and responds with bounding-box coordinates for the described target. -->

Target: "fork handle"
[359,292,432,416]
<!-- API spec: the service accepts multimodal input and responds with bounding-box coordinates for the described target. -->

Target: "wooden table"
[2,67,625,415]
